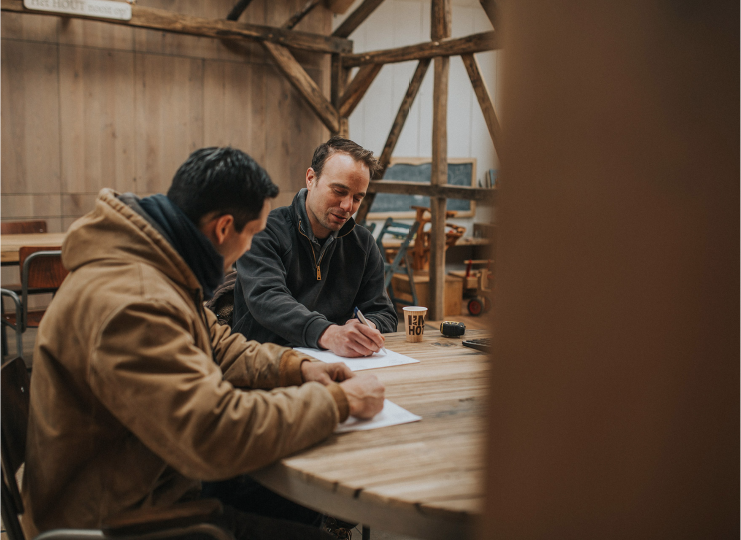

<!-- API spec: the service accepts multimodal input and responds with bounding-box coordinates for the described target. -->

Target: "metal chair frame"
[376,218,420,309]
[1,250,67,359]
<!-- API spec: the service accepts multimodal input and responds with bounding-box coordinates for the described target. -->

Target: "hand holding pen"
[317,310,386,357]
[354,307,388,355]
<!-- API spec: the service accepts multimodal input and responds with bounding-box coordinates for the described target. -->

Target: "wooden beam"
[332,0,386,38]
[342,31,498,68]
[355,58,430,223]
[331,54,351,137]
[367,181,496,203]
[378,59,430,172]
[262,42,340,133]
[226,0,253,21]
[282,0,321,30]
[1,0,352,55]
[431,0,452,40]
[338,64,383,118]
[429,0,451,321]
[461,54,502,155]
[479,0,498,29]
[324,0,355,14]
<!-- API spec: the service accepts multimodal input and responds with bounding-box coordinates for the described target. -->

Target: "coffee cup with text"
[403,306,428,343]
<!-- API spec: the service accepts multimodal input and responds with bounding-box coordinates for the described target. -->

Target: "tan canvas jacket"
[21,189,348,536]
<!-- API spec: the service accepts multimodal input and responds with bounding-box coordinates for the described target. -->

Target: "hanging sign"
[23,0,132,21]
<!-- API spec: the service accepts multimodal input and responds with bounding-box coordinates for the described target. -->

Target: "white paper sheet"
[335,399,422,433]
[293,347,419,371]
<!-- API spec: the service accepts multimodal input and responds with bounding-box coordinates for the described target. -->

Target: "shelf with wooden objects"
[1,0,501,319]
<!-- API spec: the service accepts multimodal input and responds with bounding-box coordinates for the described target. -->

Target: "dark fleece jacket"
[232,189,397,348]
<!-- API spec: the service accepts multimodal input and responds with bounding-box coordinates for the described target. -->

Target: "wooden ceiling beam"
[282,0,322,30]
[461,53,502,156]
[355,58,431,223]
[332,0,386,38]
[1,0,352,55]
[262,42,340,133]
[226,0,253,21]
[342,31,498,68]
[367,181,496,203]
[338,64,383,118]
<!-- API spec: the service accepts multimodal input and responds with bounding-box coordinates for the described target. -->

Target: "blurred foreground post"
[482,2,738,538]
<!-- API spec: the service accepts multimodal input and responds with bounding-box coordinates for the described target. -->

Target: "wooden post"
[331,54,351,138]
[429,0,451,321]
[482,2,738,538]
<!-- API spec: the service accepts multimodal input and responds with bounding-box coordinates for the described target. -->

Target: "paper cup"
[403,306,428,343]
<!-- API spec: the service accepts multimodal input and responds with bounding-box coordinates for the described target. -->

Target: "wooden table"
[251,330,490,540]
[1,233,66,265]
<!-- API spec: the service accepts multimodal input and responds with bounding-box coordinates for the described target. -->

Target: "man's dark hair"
[310,136,381,180]
[168,147,278,232]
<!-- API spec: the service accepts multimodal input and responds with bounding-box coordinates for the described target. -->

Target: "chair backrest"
[1,221,47,235]
[1,356,30,540]
[19,248,69,291]
[375,218,419,266]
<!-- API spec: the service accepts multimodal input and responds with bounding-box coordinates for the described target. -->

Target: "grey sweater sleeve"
[236,224,332,348]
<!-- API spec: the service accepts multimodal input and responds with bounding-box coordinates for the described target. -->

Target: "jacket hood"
[62,188,201,293]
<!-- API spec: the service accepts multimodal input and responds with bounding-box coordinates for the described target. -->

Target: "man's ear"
[200,214,234,246]
[306,167,316,189]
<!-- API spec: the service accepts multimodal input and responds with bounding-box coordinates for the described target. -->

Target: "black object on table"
[461,337,492,353]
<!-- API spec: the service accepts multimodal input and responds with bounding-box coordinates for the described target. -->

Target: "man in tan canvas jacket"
[21,148,384,540]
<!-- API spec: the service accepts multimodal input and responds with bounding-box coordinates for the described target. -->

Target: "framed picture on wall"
[368,157,477,220]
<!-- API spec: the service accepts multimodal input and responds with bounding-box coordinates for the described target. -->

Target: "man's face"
[305,152,370,239]
[220,199,270,271]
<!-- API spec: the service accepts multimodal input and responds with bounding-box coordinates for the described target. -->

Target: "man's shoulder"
[264,204,295,232]
[68,259,193,312]
[340,222,376,252]
[250,205,295,251]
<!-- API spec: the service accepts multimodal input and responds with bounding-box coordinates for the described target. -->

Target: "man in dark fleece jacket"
[232,137,397,357]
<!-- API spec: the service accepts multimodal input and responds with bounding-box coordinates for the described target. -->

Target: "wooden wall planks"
[1,0,332,233]
[59,47,137,194]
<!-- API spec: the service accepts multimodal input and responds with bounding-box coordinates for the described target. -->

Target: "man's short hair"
[168,147,279,232]
[310,136,381,180]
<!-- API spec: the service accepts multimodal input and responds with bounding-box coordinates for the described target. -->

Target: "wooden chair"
[1,249,68,358]
[1,222,51,353]
[1,221,47,235]
[0,356,235,540]
[376,218,420,309]
[408,206,466,271]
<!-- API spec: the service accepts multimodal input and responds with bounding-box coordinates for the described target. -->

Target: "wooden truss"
[2,0,501,319]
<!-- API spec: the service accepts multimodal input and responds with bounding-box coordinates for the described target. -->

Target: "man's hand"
[340,373,385,419]
[318,319,385,357]
[301,360,354,385]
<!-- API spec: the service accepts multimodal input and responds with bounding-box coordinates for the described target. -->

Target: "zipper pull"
[316,265,321,280]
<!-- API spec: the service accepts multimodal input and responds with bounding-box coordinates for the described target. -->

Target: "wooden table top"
[251,329,490,540]
[1,232,67,264]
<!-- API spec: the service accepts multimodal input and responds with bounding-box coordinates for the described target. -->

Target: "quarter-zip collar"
[293,189,356,280]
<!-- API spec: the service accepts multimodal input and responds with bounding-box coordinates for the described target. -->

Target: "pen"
[354,307,388,355]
